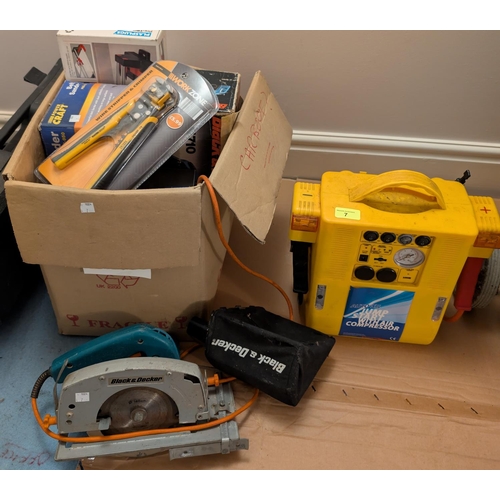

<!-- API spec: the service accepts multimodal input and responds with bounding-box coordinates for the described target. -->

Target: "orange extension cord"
[197,175,294,321]
[32,175,294,444]
[443,309,464,323]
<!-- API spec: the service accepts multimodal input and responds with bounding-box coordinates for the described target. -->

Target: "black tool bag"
[187,306,336,406]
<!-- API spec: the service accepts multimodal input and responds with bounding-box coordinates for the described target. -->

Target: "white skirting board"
[286,131,500,199]
[0,112,12,128]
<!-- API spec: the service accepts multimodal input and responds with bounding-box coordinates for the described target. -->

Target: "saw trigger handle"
[50,324,180,382]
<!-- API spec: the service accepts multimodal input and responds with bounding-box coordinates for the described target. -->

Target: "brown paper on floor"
[81,179,500,469]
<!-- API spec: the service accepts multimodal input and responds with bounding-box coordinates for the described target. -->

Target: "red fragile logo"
[65,315,189,330]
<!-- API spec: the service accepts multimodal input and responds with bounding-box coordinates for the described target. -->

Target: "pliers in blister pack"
[50,77,178,189]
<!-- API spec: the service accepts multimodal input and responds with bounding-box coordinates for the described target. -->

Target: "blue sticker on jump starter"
[341,287,415,341]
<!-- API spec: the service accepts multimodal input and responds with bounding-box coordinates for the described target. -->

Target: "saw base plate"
[55,380,248,461]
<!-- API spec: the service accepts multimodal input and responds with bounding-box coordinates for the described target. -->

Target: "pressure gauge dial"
[394,248,425,268]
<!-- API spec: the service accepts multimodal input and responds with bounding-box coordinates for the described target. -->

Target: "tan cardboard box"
[80,179,500,470]
[3,67,292,338]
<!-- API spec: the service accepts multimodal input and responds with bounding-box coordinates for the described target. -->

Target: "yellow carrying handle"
[348,170,447,210]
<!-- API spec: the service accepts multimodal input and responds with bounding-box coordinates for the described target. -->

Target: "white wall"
[0,31,59,122]
[2,30,500,194]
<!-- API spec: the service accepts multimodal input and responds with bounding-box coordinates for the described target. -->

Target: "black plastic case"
[188,306,336,406]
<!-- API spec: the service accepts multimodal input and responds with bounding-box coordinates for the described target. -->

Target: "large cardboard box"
[3,68,292,338]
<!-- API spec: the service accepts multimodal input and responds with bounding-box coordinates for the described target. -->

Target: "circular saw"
[31,325,249,462]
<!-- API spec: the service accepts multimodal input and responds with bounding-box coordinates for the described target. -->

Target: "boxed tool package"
[38,67,241,182]
[3,61,293,337]
[35,61,219,190]
[175,69,242,179]
[39,80,126,156]
[57,30,167,84]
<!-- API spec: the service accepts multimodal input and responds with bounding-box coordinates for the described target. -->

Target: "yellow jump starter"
[289,170,500,344]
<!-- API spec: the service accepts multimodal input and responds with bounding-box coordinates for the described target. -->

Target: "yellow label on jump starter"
[289,170,500,345]
[335,207,361,220]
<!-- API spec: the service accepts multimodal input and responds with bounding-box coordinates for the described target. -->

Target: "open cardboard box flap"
[3,68,292,268]
[210,71,293,244]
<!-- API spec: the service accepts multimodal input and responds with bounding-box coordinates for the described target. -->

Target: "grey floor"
[0,267,88,470]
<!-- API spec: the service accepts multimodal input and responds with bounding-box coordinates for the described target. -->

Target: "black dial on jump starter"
[415,235,432,247]
[381,232,396,243]
[363,231,379,242]
[376,268,397,283]
[355,266,375,280]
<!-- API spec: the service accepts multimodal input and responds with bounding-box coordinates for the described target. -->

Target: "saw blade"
[97,387,179,435]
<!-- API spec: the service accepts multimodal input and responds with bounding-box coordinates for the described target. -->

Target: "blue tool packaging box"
[39,80,125,156]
